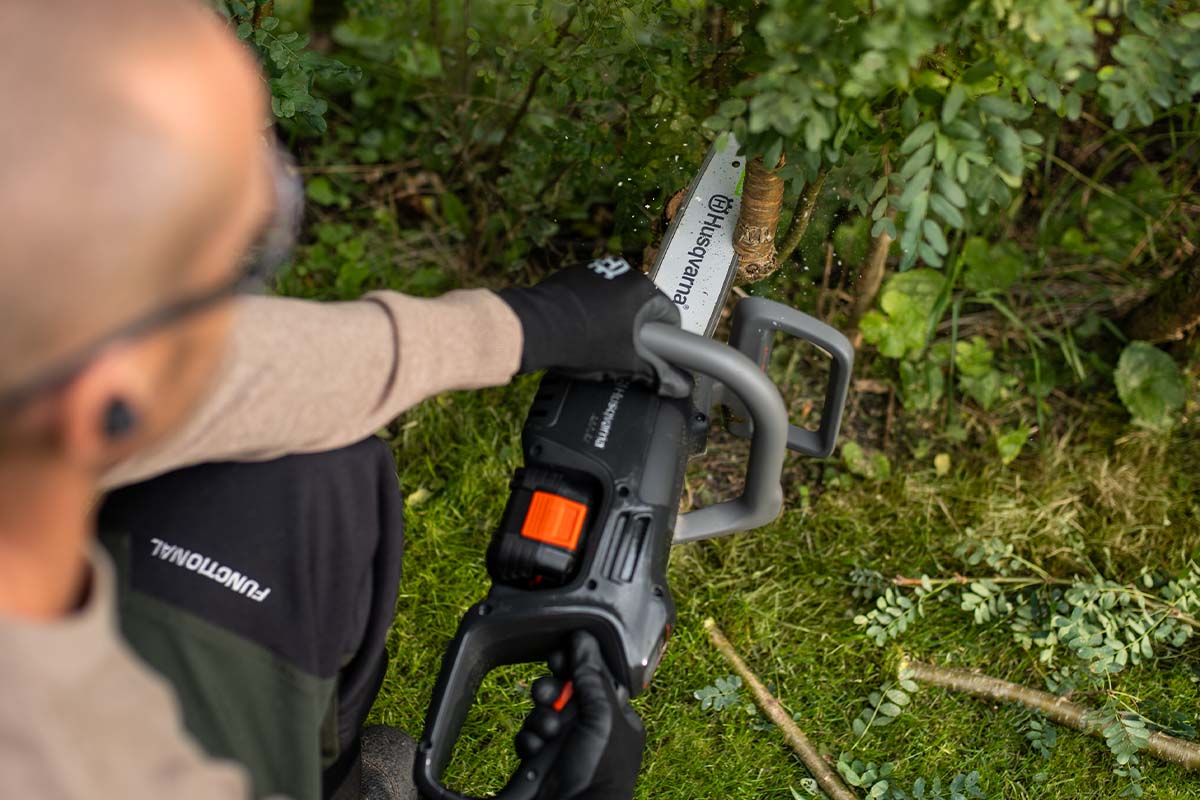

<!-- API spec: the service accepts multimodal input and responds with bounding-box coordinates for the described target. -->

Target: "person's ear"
[57,346,149,468]
[101,398,139,440]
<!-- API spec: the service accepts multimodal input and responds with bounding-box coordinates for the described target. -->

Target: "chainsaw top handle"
[726,297,854,460]
[638,322,790,543]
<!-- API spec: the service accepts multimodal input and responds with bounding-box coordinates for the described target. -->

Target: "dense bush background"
[218,1,1197,797]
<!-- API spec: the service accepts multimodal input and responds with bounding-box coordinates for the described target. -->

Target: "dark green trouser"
[98,438,406,800]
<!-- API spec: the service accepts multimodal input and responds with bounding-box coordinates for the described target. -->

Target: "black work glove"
[497,258,692,398]
[514,632,646,800]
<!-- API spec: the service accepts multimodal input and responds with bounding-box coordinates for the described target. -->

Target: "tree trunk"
[734,156,787,284]
[1123,260,1200,343]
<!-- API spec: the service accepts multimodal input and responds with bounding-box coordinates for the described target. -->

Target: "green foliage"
[954,337,1006,411]
[1051,165,1175,262]
[699,2,1198,452]
[842,441,893,481]
[1098,6,1200,131]
[1140,701,1198,741]
[994,427,1032,466]
[1093,707,1151,797]
[217,1,359,135]
[836,756,896,799]
[849,537,1200,794]
[859,270,946,359]
[1114,342,1188,432]
[835,756,987,800]
[694,675,751,712]
[960,237,1025,294]
[854,583,925,646]
[704,0,1200,273]
[959,579,1013,624]
[305,0,723,266]
[280,217,452,300]
[899,359,944,411]
[932,539,1200,677]
[852,681,916,737]
[1021,712,1059,760]
[864,153,1191,444]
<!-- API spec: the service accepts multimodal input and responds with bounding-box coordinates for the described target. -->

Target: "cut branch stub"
[734,155,786,285]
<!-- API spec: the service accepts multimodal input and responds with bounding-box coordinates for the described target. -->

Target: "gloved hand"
[513,632,646,800]
[497,258,692,398]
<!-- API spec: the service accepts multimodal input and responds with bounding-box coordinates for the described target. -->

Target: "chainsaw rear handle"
[726,298,853,459]
[415,607,587,800]
[639,323,788,543]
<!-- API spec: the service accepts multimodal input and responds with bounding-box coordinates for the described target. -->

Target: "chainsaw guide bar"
[649,134,745,337]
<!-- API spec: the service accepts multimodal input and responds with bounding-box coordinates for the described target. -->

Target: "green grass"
[365,373,1200,799]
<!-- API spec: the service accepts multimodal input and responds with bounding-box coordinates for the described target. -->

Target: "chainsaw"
[414,136,854,800]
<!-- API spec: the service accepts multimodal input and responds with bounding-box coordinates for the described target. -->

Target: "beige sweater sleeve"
[0,550,254,800]
[101,288,522,490]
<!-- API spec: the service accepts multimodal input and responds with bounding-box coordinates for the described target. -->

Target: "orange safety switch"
[520,491,588,551]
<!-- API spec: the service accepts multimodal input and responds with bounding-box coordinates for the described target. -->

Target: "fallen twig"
[900,658,1200,770]
[704,618,857,800]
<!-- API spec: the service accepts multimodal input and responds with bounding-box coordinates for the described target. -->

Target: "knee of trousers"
[98,436,406,681]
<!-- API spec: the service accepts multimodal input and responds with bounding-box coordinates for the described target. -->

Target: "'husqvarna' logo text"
[588,379,629,450]
[672,194,733,307]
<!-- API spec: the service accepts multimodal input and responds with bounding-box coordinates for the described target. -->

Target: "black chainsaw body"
[415,376,689,799]
[415,303,855,800]
[484,373,689,690]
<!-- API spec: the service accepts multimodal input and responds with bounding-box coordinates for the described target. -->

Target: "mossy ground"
[363,367,1200,799]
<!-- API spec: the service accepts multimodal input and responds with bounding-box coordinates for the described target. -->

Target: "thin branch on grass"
[775,170,828,268]
[900,658,1200,770]
[703,618,857,800]
[892,575,1069,587]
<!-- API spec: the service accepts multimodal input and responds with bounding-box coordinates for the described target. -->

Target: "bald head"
[0,0,269,392]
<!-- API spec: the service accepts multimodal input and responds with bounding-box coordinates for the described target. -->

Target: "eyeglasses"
[0,140,304,413]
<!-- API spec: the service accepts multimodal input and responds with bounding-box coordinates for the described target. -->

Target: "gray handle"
[639,323,788,543]
[728,298,853,458]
